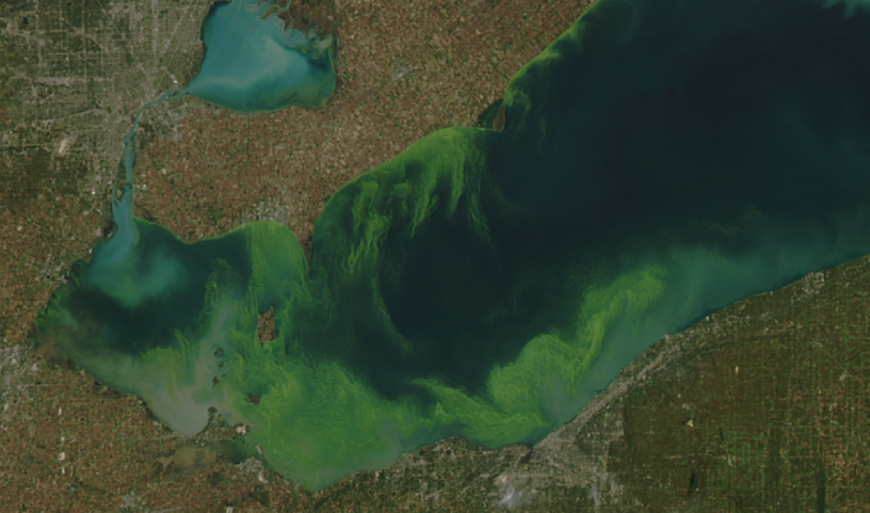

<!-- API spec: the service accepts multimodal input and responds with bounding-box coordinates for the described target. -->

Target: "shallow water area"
[34,0,870,492]
[185,0,335,112]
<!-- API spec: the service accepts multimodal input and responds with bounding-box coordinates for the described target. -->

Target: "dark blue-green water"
[37,0,870,490]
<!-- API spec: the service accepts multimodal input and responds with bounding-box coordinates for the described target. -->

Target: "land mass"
[1,0,867,511]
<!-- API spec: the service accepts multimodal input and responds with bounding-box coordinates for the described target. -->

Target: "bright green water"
[37,0,870,490]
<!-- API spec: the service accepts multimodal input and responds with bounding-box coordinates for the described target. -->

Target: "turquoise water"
[185,0,335,111]
[37,0,870,490]
[89,90,185,308]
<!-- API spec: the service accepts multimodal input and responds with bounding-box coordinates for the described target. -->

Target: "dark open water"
[37,0,870,490]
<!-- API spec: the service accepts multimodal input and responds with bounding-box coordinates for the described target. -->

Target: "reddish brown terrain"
[1,0,868,511]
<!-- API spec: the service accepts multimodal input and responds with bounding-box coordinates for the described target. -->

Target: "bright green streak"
[36,0,870,491]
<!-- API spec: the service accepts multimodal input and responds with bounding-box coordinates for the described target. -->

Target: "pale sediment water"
[36,0,870,490]
[184,0,335,112]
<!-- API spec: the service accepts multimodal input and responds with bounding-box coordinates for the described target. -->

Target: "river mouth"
[34,0,870,491]
[185,0,336,112]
